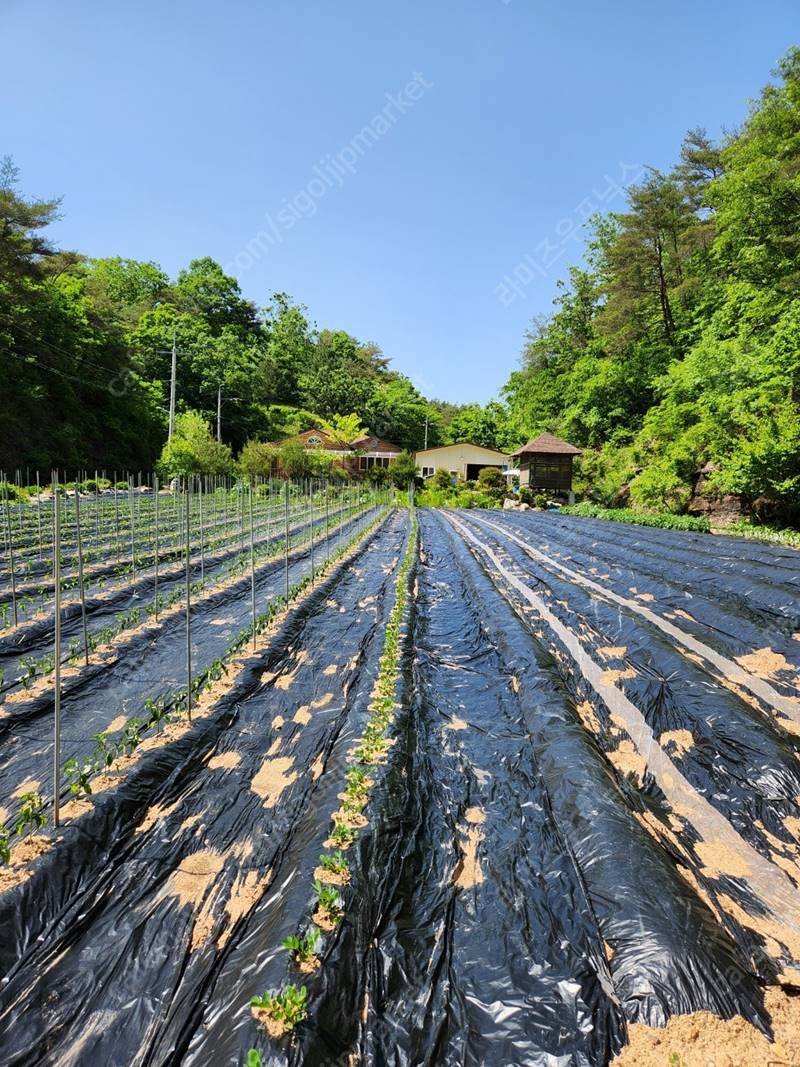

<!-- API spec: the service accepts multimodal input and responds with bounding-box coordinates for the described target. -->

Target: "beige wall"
[414,443,510,480]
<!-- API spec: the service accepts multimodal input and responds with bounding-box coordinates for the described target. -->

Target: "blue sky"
[2,0,797,404]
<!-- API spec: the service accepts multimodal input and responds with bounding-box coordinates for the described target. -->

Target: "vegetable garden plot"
[0,510,410,1067]
[0,496,351,699]
[453,513,800,872]
[291,509,775,1067]
[0,484,355,636]
[494,510,800,637]
[0,502,381,829]
[294,508,620,1067]
[431,510,800,1052]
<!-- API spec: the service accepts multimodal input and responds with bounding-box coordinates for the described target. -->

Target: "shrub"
[238,440,278,482]
[560,502,711,533]
[477,466,505,495]
[390,451,420,489]
[0,481,27,502]
[157,410,234,477]
[432,468,453,490]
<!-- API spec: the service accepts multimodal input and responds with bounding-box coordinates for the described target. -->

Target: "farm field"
[0,499,799,1065]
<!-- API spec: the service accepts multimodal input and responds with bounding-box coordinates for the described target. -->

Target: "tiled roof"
[512,432,582,456]
[351,434,402,453]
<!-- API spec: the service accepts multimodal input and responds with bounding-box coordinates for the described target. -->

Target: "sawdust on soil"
[103,714,128,733]
[736,647,795,680]
[694,838,753,879]
[446,716,468,731]
[659,729,695,756]
[250,756,297,806]
[575,700,603,733]
[0,834,51,892]
[206,751,241,770]
[607,740,648,784]
[613,986,800,1066]
[12,778,40,798]
[600,667,638,685]
[453,806,485,890]
[251,1005,288,1040]
[312,904,340,932]
[314,864,350,886]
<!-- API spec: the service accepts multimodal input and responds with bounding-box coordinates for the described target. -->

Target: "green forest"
[1,48,799,522]
[0,170,470,473]
[499,47,800,524]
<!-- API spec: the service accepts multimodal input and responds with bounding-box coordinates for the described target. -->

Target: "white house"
[414,442,511,482]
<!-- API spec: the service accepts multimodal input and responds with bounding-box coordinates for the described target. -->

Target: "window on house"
[421,466,434,478]
[307,435,322,445]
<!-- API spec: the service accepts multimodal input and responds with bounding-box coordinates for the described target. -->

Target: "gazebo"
[512,432,582,495]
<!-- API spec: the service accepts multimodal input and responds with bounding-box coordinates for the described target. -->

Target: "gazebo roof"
[512,432,582,457]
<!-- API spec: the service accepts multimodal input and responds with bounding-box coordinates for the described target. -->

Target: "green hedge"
[559,502,711,533]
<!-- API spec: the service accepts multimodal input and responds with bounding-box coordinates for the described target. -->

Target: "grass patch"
[560,502,711,533]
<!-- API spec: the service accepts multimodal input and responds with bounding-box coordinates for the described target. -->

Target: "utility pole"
[217,385,222,442]
[168,329,177,440]
[424,415,429,450]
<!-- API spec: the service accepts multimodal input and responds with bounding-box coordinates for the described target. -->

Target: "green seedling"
[92,731,117,770]
[64,756,93,797]
[122,717,143,754]
[319,851,349,878]
[144,697,167,732]
[282,925,320,965]
[312,879,342,917]
[0,825,10,865]
[246,1051,263,1067]
[340,795,366,817]
[250,984,308,1030]
[329,823,357,849]
[15,792,46,836]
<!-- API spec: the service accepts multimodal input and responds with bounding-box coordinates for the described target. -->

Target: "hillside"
[499,48,800,525]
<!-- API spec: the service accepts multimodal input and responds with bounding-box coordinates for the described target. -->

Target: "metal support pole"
[129,482,136,583]
[73,487,89,664]
[53,472,62,828]
[325,481,330,564]
[3,484,18,628]
[36,471,42,561]
[249,483,256,649]
[113,474,120,564]
[284,481,290,603]
[185,480,192,720]
[309,479,315,585]
[154,475,160,620]
[199,477,205,585]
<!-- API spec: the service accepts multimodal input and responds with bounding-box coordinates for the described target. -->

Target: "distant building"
[512,432,582,493]
[350,433,403,473]
[276,428,401,476]
[414,442,511,482]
